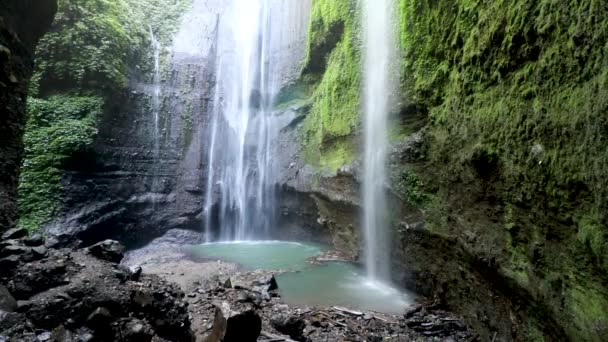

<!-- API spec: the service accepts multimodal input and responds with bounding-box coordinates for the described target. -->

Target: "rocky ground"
[1,228,477,341]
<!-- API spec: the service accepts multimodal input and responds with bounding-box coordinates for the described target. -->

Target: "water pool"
[190,241,413,314]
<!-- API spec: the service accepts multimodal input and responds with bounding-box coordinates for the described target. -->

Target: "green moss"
[32,0,191,94]
[577,210,606,265]
[398,0,608,339]
[18,96,103,231]
[301,0,361,171]
[393,169,431,208]
[567,285,608,340]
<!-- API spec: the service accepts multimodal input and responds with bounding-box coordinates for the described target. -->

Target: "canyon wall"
[278,0,608,340]
[0,0,57,233]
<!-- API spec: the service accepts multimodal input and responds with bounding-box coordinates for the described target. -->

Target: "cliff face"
[20,0,313,248]
[42,0,218,247]
[0,0,57,233]
[281,0,608,340]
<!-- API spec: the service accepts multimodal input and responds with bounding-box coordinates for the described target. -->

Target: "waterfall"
[149,26,162,155]
[362,0,397,280]
[149,27,162,197]
[203,0,311,241]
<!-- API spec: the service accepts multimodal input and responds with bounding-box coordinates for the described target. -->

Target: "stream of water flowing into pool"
[362,0,398,281]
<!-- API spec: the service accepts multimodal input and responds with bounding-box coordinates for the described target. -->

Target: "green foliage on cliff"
[18,96,102,231]
[30,0,190,94]
[304,0,608,338]
[399,0,608,339]
[301,0,360,171]
[19,0,190,230]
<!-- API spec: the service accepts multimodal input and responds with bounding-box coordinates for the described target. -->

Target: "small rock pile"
[0,230,192,342]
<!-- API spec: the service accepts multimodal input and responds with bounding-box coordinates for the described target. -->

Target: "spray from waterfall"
[362,0,397,280]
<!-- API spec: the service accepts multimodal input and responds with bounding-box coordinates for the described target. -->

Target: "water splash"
[203,0,310,241]
[362,0,398,280]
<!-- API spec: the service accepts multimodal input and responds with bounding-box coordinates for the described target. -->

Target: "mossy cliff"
[297,0,608,340]
[0,0,57,233]
[17,0,190,231]
[299,0,360,172]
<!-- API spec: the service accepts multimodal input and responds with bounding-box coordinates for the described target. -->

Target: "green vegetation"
[18,96,103,231]
[19,0,190,230]
[31,0,190,95]
[397,0,608,340]
[305,0,608,339]
[392,169,431,208]
[300,0,361,172]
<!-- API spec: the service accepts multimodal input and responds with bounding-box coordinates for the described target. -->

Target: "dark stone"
[271,315,307,342]
[118,318,155,342]
[0,285,17,312]
[1,228,27,240]
[0,255,20,273]
[32,246,48,258]
[207,302,261,342]
[129,266,143,281]
[23,233,44,247]
[86,307,112,331]
[88,240,124,263]
[0,245,31,258]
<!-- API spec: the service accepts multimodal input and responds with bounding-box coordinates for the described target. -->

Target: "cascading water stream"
[149,27,162,198]
[149,27,162,159]
[362,0,397,281]
[203,0,309,242]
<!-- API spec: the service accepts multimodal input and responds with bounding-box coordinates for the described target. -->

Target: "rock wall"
[279,0,608,340]
[44,0,218,248]
[39,0,314,248]
[0,0,57,233]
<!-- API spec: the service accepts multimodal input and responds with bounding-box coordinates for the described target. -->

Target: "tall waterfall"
[203,0,310,241]
[149,27,162,156]
[362,0,398,280]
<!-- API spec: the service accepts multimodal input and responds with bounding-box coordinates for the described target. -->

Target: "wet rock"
[271,314,306,342]
[7,256,68,298]
[1,228,27,240]
[32,246,48,259]
[24,234,45,247]
[129,266,143,281]
[0,255,20,273]
[206,302,261,342]
[118,318,155,341]
[230,272,278,294]
[36,331,52,341]
[0,245,32,258]
[88,240,124,263]
[86,307,112,331]
[0,285,17,312]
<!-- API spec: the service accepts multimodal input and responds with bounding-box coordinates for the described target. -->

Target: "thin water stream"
[362,0,398,281]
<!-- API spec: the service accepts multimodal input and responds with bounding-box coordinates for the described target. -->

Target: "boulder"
[206,302,261,342]
[86,307,112,331]
[0,285,17,312]
[1,228,27,241]
[118,318,155,341]
[88,240,124,263]
[271,314,307,342]
[23,234,45,247]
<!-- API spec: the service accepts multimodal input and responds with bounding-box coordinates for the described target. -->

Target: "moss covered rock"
[300,0,608,340]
